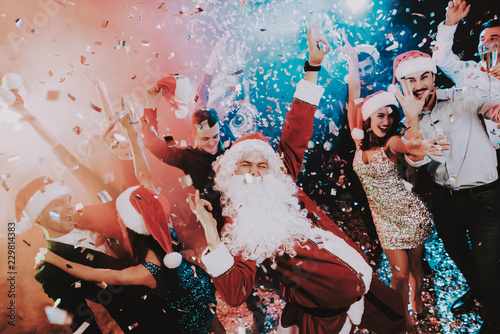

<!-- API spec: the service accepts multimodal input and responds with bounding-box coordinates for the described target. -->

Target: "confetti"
[101,20,109,28]
[46,90,60,101]
[178,175,193,188]
[74,322,90,334]
[72,126,82,135]
[86,253,94,261]
[15,18,23,28]
[128,323,139,330]
[164,135,175,146]
[67,93,76,101]
[22,240,31,246]
[141,40,150,47]
[89,102,102,112]
[96,281,108,289]
[66,264,73,269]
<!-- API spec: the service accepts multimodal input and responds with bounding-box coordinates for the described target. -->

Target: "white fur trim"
[15,217,32,234]
[354,44,380,63]
[346,297,364,325]
[395,56,437,81]
[201,244,235,277]
[0,87,16,105]
[339,317,352,334]
[228,138,276,159]
[351,128,364,140]
[163,252,182,269]
[293,79,325,106]
[361,92,398,120]
[24,183,72,222]
[310,227,373,291]
[115,186,150,235]
[174,76,191,104]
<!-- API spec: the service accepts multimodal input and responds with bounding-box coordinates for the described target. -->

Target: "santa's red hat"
[392,50,436,84]
[351,91,399,140]
[15,177,72,234]
[115,186,182,269]
[156,75,191,119]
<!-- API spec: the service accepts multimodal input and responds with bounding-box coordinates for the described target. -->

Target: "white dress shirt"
[46,228,110,254]
[433,21,500,147]
[406,87,500,190]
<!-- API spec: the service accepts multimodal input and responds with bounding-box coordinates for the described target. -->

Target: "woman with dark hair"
[337,33,449,332]
[35,107,225,334]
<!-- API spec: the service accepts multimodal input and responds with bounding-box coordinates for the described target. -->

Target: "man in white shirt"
[433,0,500,148]
[392,50,500,334]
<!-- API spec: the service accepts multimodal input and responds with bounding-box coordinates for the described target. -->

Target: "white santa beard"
[221,174,311,264]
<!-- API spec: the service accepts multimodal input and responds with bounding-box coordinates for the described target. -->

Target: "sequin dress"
[352,147,432,250]
[142,230,216,333]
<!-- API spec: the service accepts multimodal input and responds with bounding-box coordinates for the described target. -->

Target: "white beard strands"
[219,174,311,268]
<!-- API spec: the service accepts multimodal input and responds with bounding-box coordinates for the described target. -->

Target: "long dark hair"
[360,105,400,151]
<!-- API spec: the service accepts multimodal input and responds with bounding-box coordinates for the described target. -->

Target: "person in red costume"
[188,26,407,334]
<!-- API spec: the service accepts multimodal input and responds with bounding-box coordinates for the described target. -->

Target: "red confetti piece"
[89,102,102,112]
[46,90,60,101]
[48,71,53,77]
[72,126,82,135]
[67,93,76,101]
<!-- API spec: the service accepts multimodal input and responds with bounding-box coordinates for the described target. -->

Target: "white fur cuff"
[293,80,324,106]
[346,297,364,325]
[24,183,72,222]
[202,244,235,278]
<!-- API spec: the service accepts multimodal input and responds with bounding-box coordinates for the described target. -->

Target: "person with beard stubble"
[188,26,407,334]
[393,50,500,334]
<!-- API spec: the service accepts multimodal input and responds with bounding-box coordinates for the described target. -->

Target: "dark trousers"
[432,182,500,323]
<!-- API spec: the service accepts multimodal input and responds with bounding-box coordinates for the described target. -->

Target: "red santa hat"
[15,177,72,234]
[351,91,399,140]
[392,50,437,84]
[115,186,182,269]
[156,75,191,119]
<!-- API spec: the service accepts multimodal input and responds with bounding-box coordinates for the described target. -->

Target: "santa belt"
[298,304,349,318]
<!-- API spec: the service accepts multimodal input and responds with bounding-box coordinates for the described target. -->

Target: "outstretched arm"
[118,98,155,190]
[387,133,449,157]
[36,248,154,287]
[85,69,116,126]
[335,30,361,140]
[432,0,470,83]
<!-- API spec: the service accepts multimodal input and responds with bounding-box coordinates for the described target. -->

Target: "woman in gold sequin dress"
[336,33,450,332]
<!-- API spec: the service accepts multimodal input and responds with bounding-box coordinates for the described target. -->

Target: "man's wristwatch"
[304,60,321,72]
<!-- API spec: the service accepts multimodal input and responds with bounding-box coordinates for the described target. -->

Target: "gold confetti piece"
[73,322,90,334]
[96,281,108,289]
[72,126,82,135]
[59,77,66,83]
[23,240,31,246]
[86,253,94,261]
[178,175,193,188]
[48,70,53,77]
[67,93,76,101]
[191,265,198,278]
[101,20,109,28]
[356,285,360,292]
[2,180,9,191]
[80,56,86,65]
[94,41,102,46]
[89,102,102,112]
[128,323,139,330]
[46,90,60,101]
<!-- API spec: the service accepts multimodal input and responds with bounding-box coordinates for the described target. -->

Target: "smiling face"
[36,195,75,238]
[235,150,269,176]
[402,71,436,109]
[193,122,220,155]
[369,106,395,138]
[479,26,500,61]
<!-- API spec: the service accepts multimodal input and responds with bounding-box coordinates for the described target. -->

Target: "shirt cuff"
[405,154,431,168]
[293,79,325,107]
[201,244,234,278]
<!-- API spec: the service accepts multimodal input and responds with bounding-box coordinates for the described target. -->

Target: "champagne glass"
[478,41,498,98]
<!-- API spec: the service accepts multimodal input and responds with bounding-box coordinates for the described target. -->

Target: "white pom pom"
[387,84,397,94]
[175,105,189,119]
[15,218,32,234]
[2,73,24,90]
[351,128,364,140]
[0,88,16,105]
[163,252,182,269]
[18,86,27,100]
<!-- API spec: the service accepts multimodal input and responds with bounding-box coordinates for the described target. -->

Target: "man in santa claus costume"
[189,26,407,334]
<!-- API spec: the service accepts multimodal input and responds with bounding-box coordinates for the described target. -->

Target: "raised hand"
[117,97,139,134]
[407,133,450,156]
[145,84,163,109]
[307,24,331,66]
[187,190,220,251]
[334,29,356,58]
[445,0,470,26]
[393,80,429,122]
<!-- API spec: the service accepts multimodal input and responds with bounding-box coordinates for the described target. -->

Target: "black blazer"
[35,240,179,333]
